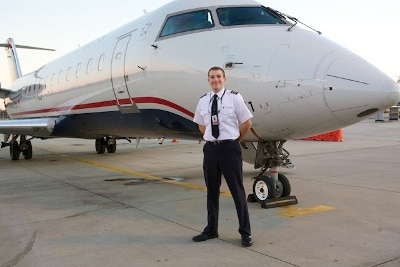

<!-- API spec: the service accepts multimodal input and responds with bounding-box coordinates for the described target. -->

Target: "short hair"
[208,66,225,78]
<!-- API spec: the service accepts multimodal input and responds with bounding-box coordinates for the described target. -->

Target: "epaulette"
[230,90,239,95]
[200,93,207,98]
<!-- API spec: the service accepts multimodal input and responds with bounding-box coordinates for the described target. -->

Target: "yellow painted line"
[38,148,233,197]
[278,205,335,217]
[38,149,334,214]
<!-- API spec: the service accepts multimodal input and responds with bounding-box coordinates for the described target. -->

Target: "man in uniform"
[192,66,253,247]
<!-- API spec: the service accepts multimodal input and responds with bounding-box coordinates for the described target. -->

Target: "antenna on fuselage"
[0,38,55,82]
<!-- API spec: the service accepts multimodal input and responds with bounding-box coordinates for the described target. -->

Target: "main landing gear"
[1,135,33,160]
[2,135,123,160]
[247,140,298,208]
[95,136,117,154]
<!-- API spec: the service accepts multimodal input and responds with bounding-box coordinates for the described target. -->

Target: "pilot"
[192,66,253,247]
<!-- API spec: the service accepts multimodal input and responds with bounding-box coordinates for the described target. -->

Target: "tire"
[10,141,20,161]
[22,140,33,160]
[95,138,106,154]
[278,173,291,197]
[252,175,275,202]
[106,138,116,153]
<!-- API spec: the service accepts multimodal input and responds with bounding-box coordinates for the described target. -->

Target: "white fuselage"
[4,0,400,141]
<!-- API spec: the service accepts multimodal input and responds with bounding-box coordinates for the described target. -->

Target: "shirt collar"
[213,88,225,98]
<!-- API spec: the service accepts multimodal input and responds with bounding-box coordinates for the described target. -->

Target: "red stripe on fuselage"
[134,97,194,117]
[9,97,194,118]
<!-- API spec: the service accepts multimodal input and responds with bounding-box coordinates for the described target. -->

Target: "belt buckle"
[207,139,235,145]
[211,139,233,144]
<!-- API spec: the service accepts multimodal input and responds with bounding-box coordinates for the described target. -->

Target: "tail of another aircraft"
[0,38,55,82]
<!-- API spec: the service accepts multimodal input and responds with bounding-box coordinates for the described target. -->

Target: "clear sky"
[1,0,399,88]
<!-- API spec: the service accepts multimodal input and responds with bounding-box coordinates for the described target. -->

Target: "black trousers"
[202,140,251,236]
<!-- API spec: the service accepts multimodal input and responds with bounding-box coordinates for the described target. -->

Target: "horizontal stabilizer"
[0,118,56,136]
[14,44,55,51]
[0,43,55,51]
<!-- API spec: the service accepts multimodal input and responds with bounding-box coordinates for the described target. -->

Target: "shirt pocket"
[221,106,234,115]
[220,105,235,121]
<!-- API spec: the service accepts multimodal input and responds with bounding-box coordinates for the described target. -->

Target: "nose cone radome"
[323,54,400,124]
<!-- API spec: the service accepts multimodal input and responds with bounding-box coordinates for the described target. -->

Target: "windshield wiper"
[265,7,322,35]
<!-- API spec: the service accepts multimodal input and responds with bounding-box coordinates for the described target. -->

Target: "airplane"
[1,0,399,204]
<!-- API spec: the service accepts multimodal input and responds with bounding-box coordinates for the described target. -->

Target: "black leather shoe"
[241,234,253,247]
[192,232,219,242]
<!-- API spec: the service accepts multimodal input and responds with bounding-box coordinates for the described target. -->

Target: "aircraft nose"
[323,54,400,124]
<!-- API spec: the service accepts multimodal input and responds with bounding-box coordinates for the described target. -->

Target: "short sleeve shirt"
[193,88,253,141]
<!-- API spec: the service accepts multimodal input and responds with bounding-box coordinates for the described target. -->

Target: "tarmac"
[1,116,400,267]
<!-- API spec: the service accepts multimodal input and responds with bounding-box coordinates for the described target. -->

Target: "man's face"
[208,70,226,93]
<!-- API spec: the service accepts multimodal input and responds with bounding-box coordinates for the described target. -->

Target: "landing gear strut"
[247,140,298,208]
[95,136,117,154]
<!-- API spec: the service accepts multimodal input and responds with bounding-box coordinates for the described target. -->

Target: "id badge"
[212,115,219,125]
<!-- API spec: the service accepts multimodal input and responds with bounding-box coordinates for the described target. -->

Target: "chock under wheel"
[247,193,298,209]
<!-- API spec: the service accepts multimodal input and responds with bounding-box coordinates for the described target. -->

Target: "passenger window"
[98,54,105,71]
[76,63,81,78]
[160,9,214,37]
[87,58,93,74]
[58,70,64,84]
[217,6,286,26]
[51,73,55,86]
[66,67,72,81]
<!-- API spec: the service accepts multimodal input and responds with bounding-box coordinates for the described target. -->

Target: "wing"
[0,118,56,136]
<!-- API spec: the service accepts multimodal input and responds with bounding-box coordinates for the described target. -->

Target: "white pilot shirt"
[193,88,253,141]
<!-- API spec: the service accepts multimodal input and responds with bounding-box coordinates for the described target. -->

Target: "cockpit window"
[217,6,286,26]
[159,9,214,37]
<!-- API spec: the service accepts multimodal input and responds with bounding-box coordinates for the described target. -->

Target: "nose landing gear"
[247,141,298,209]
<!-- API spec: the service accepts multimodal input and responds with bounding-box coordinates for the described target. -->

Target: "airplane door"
[111,35,139,113]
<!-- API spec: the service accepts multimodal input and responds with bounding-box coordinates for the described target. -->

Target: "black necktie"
[211,94,219,138]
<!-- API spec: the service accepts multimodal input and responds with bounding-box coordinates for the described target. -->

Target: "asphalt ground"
[1,117,400,267]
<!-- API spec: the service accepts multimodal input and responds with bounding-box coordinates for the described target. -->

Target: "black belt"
[206,139,236,145]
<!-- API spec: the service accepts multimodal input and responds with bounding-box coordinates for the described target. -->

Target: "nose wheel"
[249,173,297,208]
[252,174,291,201]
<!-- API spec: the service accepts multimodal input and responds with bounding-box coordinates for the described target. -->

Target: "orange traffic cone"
[302,129,343,142]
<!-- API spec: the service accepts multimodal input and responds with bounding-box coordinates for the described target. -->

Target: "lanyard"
[208,89,226,113]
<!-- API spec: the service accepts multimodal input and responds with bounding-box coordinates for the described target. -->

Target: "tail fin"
[0,38,55,82]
